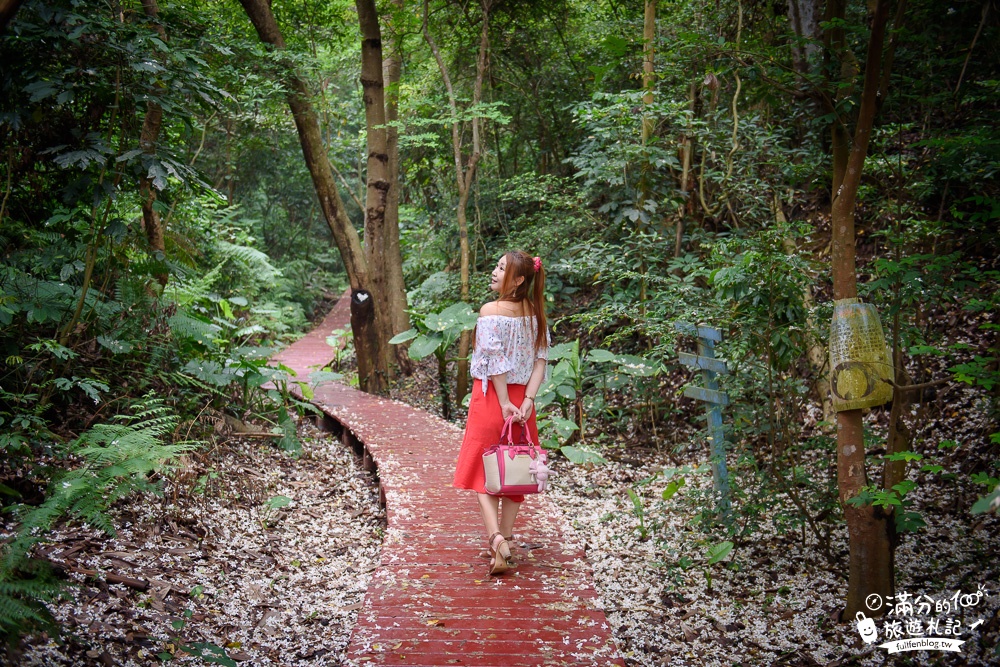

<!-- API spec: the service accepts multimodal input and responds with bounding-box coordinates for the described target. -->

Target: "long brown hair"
[497,251,548,353]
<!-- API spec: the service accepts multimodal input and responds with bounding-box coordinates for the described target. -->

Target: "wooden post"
[676,322,732,519]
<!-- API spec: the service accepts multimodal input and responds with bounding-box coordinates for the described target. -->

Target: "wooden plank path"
[271,296,625,667]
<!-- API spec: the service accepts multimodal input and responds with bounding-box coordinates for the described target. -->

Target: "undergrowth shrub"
[0,396,197,644]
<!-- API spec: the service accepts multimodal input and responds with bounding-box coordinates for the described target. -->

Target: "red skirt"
[453,379,539,503]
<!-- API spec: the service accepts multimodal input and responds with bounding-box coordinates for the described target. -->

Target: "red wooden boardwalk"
[271,297,625,667]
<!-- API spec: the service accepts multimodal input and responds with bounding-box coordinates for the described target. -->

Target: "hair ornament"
[533,256,542,272]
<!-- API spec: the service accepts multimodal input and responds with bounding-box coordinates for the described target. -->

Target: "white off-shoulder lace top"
[470,315,550,394]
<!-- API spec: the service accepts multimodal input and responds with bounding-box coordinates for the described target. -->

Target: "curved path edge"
[271,295,625,667]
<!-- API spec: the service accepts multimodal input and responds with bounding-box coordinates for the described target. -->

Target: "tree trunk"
[356,0,396,383]
[351,289,377,392]
[383,0,412,374]
[239,0,388,394]
[0,0,24,33]
[827,0,898,619]
[788,0,821,74]
[138,0,167,286]
[641,0,656,143]
[423,0,490,404]
[637,0,655,301]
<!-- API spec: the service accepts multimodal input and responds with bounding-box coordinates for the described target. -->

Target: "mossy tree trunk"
[825,0,905,619]
[239,0,389,394]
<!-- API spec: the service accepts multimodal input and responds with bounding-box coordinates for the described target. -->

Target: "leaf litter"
[12,418,384,666]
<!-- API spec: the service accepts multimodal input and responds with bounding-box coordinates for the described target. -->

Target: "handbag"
[482,416,550,495]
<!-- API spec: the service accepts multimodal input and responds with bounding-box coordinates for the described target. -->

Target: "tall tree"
[788,0,822,74]
[355,0,399,378]
[238,0,389,394]
[423,0,491,402]
[637,0,655,303]
[825,0,906,618]
[381,0,411,373]
[138,0,168,286]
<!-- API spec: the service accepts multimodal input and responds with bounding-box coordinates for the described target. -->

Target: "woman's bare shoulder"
[479,301,502,317]
[481,300,532,318]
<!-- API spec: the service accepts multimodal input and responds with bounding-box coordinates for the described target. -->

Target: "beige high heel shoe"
[488,532,515,575]
[486,534,515,558]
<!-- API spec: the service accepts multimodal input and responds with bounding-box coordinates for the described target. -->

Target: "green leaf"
[616,354,658,376]
[389,329,419,344]
[548,341,579,361]
[884,451,922,462]
[264,495,291,510]
[971,487,1000,515]
[546,416,579,438]
[307,371,343,386]
[662,478,686,500]
[556,385,577,400]
[971,472,1000,487]
[602,35,629,57]
[181,643,237,667]
[626,487,643,515]
[586,349,618,363]
[895,510,926,533]
[706,541,734,565]
[426,302,477,332]
[408,333,443,360]
[559,445,607,465]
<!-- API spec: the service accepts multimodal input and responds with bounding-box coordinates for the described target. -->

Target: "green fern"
[0,396,200,642]
[165,261,225,307]
[167,311,222,348]
[214,239,280,283]
[0,566,62,643]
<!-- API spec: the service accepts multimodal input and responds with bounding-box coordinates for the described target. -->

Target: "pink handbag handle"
[499,416,535,447]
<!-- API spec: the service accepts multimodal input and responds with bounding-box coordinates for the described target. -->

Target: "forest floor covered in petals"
[7,355,999,667]
[9,419,384,666]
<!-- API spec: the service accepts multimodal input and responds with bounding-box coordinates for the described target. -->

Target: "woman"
[452,251,550,575]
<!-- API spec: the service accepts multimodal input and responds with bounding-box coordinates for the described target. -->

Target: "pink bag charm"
[482,417,550,495]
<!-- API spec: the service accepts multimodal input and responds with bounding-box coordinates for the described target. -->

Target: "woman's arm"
[491,373,521,422]
[517,357,547,423]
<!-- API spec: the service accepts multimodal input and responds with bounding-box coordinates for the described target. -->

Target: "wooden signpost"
[675,322,732,518]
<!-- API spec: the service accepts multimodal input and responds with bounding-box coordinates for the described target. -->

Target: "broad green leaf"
[662,478,686,500]
[426,302,476,332]
[706,541,733,565]
[548,341,578,361]
[971,487,1000,515]
[559,446,607,465]
[547,416,579,438]
[264,495,291,510]
[389,328,419,344]
[556,385,577,400]
[408,334,442,360]
[587,349,618,363]
[307,371,343,386]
